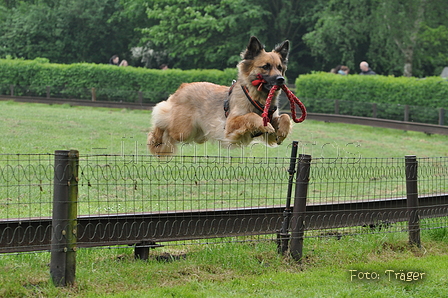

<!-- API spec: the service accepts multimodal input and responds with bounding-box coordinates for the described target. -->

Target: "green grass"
[1,230,447,297]
[1,100,448,297]
[1,100,448,157]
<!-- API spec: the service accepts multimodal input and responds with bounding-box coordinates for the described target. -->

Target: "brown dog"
[147,36,292,155]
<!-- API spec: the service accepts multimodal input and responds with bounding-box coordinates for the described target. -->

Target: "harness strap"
[223,81,278,121]
[224,80,236,118]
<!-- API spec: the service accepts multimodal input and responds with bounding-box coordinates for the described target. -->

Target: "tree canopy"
[0,0,447,78]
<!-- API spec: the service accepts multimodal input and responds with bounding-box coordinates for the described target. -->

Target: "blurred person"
[109,55,128,66]
[359,61,376,75]
[338,65,350,75]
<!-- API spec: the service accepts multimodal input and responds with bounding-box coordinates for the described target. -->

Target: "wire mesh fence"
[0,151,447,254]
[0,153,54,220]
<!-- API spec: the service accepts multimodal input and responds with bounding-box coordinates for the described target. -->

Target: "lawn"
[1,100,448,157]
[1,100,448,297]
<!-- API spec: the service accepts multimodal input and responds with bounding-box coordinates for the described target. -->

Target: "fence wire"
[78,154,290,216]
[0,153,447,253]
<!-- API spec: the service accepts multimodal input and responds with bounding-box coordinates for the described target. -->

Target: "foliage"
[0,58,238,102]
[417,25,448,76]
[295,72,448,123]
[136,0,320,78]
[302,0,371,72]
[296,72,448,107]
[0,0,447,78]
[0,0,136,64]
[139,0,268,70]
[304,0,448,77]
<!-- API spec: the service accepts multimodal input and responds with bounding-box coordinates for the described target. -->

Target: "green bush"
[295,72,448,124]
[295,72,448,108]
[0,58,238,103]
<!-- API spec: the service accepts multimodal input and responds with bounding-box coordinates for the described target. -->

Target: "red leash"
[253,75,307,126]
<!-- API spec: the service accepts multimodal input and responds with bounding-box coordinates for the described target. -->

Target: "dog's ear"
[242,36,265,60]
[274,40,290,64]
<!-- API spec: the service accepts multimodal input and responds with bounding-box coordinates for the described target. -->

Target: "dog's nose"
[276,76,285,85]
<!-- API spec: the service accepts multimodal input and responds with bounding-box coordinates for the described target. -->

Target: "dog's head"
[239,36,290,93]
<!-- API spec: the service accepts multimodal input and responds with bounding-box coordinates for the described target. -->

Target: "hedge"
[0,58,238,103]
[294,72,448,124]
[1,59,447,124]
[295,72,448,109]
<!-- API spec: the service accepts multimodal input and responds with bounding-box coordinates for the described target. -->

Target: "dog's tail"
[147,101,177,156]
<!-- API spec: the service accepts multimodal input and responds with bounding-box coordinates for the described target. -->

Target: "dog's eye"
[278,65,283,72]
[261,64,271,70]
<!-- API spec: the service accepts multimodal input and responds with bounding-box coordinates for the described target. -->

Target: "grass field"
[1,100,448,157]
[1,231,447,297]
[1,100,448,297]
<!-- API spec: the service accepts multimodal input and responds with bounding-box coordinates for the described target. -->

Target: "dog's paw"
[275,114,292,144]
[251,122,275,138]
[276,133,288,145]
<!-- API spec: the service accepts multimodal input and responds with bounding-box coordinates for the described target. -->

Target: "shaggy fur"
[147,36,292,155]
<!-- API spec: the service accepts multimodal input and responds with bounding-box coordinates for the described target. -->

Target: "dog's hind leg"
[148,101,178,155]
[147,127,176,155]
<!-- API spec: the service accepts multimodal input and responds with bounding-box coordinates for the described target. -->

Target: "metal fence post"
[51,150,79,287]
[405,155,420,247]
[138,91,143,105]
[404,105,410,122]
[290,154,312,262]
[91,88,96,101]
[277,141,299,255]
[439,108,445,126]
[372,103,377,118]
[335,99,340,114]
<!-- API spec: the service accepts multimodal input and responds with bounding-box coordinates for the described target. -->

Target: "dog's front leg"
[225,113,275,144]
[271,114,292,145]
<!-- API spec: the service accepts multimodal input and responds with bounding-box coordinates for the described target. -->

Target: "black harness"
[224,81,277,120]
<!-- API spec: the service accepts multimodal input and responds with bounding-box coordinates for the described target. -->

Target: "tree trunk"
[403,46,414,77]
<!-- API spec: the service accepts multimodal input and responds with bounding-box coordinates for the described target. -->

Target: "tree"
[417,25,448,76]
[304,0,448,77]
[370,0,427,77]
[302,0,372,72]
[139,0,269,70]
[0,0,138,64]
[137,0,322,78]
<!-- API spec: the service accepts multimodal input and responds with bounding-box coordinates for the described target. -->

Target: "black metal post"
[277,141,299,255]
[91,88,96,101]
[135,241,163,260]
[404,105,410,122]
[290,154,312,262]
[50,150,79,287]
[335,99,340,114]
[405,155,420,247]
[138,91,143,105]
[46,86,51,99]
[439,108,445,126]
[372,103,377,118]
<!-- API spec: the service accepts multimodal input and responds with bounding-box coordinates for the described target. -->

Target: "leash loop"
[261,84,307,126]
